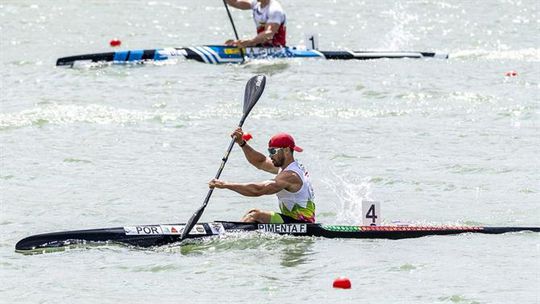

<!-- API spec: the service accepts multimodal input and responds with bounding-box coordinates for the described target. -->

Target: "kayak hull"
[15,222,539,252]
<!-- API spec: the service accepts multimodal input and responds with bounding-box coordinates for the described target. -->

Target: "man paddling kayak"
[209,128,315,223]
[224,0,287,47]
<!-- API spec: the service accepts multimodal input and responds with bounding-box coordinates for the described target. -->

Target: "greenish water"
[1,0,539,303]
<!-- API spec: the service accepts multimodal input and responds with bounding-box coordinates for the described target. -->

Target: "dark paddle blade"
[243,75,266,118]
[180,75,266,241]
[180,204,206,239]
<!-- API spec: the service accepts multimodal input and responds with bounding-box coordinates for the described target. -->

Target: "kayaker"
[224,0,287,47]
[209,128,315,223]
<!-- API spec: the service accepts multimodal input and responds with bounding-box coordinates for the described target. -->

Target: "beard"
[272,157,283,167]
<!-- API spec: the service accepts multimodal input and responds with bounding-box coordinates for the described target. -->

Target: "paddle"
[222,0,246,63]
[180,75,267,241]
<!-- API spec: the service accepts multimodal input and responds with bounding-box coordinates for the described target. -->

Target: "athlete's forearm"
[226,0,252,10]
[224,182,271,197]
[244,31,275,46]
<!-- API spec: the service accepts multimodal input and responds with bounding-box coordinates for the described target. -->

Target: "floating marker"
[505,70,518,77]
[109,39,122,47]
[242,133,253,141]
[333,277,351,289]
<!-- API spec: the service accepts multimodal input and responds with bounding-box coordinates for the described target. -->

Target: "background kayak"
[55,45,449,66]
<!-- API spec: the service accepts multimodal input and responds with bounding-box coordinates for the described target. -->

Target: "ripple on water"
[330,153,359,160]
[131,263,181,273]
[438,294,481,304]
[0,104,192,130]
[63,158,92,164]
[389,263,420,272]
[244,60,291,75]
[452,48,540,62]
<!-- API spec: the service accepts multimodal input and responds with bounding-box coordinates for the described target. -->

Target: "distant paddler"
[209,128,315,224]
[224,0,287,47]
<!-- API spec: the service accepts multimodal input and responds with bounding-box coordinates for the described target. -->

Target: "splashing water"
[381,3,419,50]
[321,171,373,224]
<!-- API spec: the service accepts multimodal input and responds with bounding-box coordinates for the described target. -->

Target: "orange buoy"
[333,277,351,289]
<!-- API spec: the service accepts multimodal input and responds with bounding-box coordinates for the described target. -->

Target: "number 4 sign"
[362,201,381,226]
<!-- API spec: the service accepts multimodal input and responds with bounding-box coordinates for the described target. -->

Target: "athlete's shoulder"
[278,167,299,177]
[277,166,302,183]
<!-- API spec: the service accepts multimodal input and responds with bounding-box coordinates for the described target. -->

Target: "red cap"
[268,133,303,152]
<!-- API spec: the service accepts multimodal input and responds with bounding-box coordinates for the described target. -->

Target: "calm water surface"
[1,0,539,303]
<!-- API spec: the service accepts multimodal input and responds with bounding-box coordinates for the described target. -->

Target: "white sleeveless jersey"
[276,161,315,210]
[250,0,286,27]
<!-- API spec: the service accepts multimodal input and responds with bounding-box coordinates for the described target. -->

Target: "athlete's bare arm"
[209,171,302,196]
[225,0,252,10]
[232,127,278,174]
[238,23,280,47]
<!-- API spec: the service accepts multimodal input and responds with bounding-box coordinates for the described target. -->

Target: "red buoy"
[109,39,122,47]
[333,277,351,289]
[242,133,253,141]
[505,70,518,77]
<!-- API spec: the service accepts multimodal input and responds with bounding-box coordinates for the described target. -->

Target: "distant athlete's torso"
[251,0,287,46]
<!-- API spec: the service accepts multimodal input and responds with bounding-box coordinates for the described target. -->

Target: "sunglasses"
[268,147,285,156]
